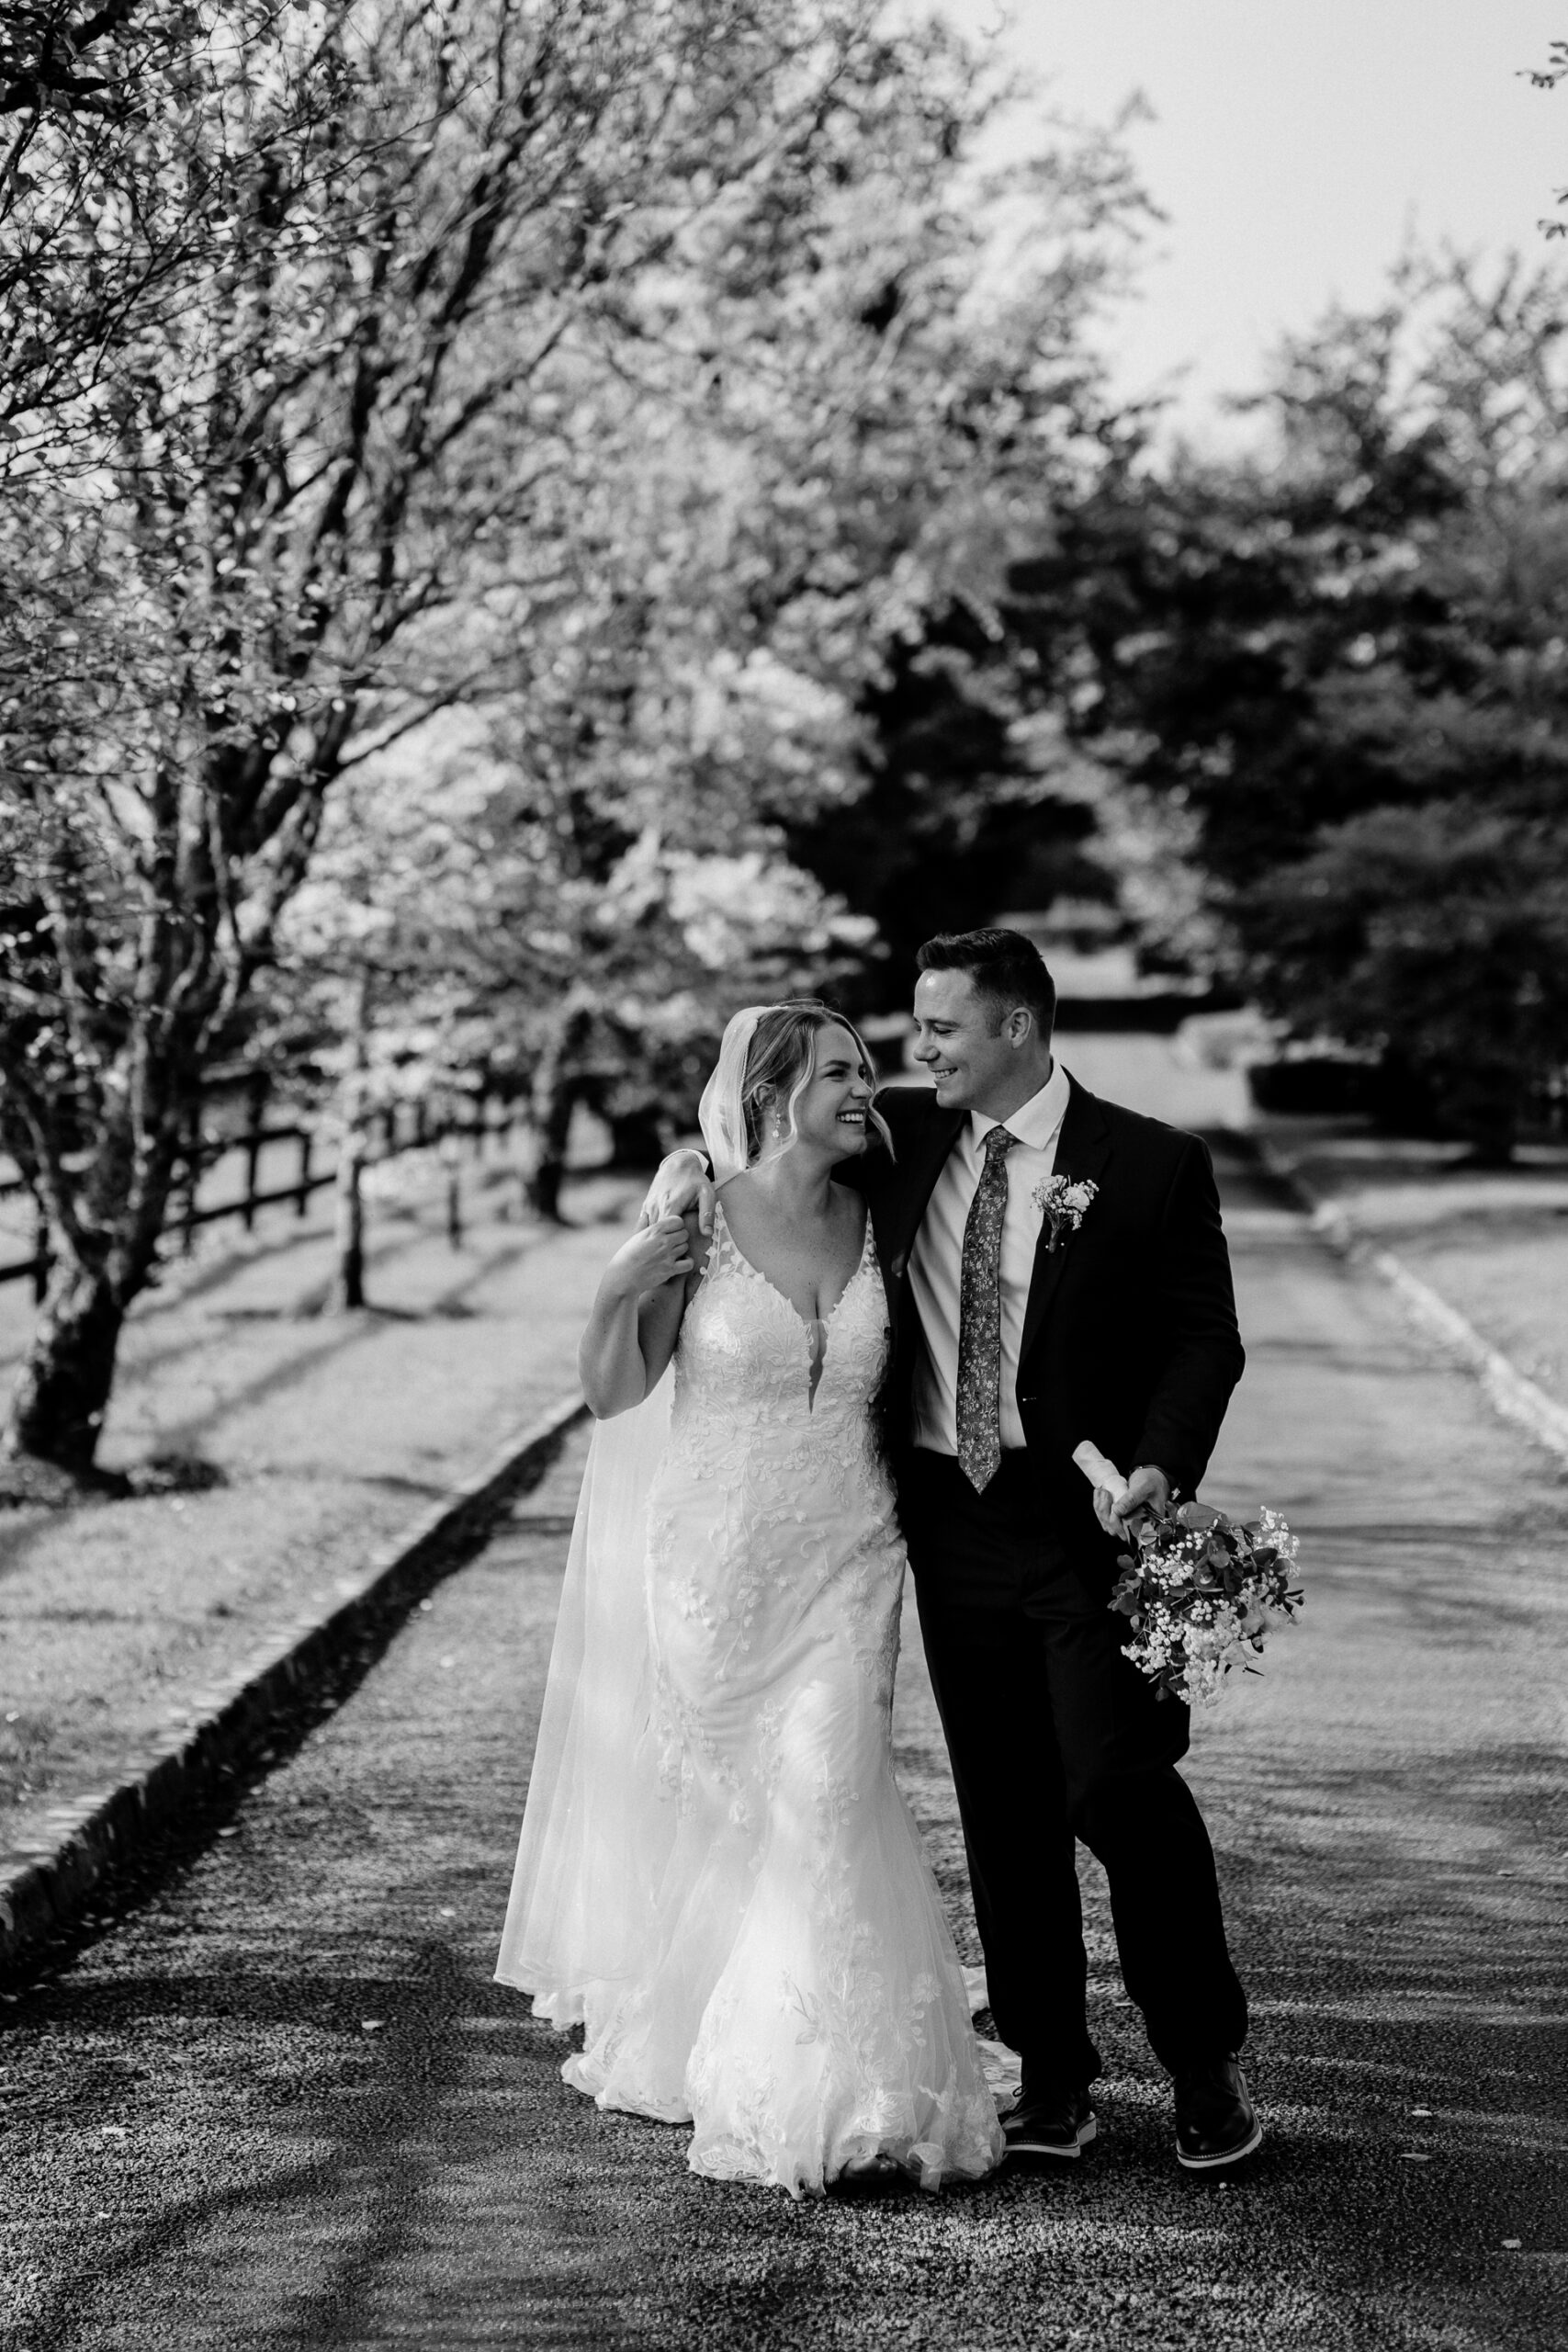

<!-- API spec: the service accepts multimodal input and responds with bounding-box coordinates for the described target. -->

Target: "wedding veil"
[493,1007,768,2018]
[694,1003,770,1183]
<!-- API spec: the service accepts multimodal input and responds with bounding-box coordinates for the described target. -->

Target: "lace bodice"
[667,1197,890,1494]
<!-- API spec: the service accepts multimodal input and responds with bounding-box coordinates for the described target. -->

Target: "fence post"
[442,1134,463,1250]
[296,1128,312,1215]
[329,1097,367,1311]
[243,1069,268,1234]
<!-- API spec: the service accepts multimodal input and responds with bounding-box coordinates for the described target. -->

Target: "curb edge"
[0,1390,588,1982]
[1239,1131,1568,1470]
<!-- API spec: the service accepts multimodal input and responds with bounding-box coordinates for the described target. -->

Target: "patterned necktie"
[955,1124,1021,1493]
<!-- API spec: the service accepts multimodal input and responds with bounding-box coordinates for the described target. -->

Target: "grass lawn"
[0,1160,636,1859]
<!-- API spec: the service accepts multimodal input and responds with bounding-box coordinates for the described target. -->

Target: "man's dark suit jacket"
[844,1075,1246,1559]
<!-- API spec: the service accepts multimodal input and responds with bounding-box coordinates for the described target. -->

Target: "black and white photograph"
[1,2,1563,2345]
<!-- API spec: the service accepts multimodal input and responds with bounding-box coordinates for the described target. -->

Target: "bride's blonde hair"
[740,1001,893,1163]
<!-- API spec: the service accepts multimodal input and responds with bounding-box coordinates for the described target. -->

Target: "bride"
[495,1000,1003,2199]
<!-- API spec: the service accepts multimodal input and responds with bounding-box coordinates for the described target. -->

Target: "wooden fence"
[0,1071,516,1303]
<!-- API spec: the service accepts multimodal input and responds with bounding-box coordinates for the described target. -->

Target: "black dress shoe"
[1174,2055,1262,2170]
[1002,2084,1097,2160]
[833,2152,907,2196]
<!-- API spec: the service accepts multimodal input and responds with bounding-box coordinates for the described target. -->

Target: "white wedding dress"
[497,1199,1003,2199]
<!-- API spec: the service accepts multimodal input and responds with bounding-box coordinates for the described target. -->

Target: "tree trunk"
[6,1261,128,1475]
[1433,1057,1518,1167]
[527,994,600,1223]
[2,1090,185,1477]
[525,1123,569,1222]
[608,1108,668,1169]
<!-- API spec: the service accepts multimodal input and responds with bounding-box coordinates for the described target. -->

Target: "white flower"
[1116,1496,1303,1708]
[1032,1174,1099,1252]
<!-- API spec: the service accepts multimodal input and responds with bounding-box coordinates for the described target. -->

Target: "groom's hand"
[639,1148,716,1236]
[1097,1463,1170,1538]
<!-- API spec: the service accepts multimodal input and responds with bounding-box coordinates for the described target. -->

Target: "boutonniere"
[1032,1174,1098,1252]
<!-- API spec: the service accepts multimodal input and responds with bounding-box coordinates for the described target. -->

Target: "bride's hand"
[638,1148,716,1236]
[604,1213,694,1300]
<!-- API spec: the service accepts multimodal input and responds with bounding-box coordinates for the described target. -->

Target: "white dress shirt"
[908,1061,1073,1455]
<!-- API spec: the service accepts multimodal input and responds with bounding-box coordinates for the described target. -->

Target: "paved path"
[2,1151,1564,2351]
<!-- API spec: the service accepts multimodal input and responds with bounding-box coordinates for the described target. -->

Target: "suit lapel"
[1018,1078,1112,1366]
[875,1096,964,1321]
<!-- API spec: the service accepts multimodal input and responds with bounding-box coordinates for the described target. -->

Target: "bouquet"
[1073,1443,1303,1708]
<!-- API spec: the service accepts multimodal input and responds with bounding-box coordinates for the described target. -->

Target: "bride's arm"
[578,1213,699,1418]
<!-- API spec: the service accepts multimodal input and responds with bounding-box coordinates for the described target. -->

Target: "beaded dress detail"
[562,1199,1003,2197]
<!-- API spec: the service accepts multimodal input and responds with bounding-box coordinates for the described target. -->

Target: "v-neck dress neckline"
[711,1195,872,1410]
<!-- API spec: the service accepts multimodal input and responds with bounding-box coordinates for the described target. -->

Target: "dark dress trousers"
[847,1074,1249,2092]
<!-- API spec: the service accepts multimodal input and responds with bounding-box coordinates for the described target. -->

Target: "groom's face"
[911,969,1022,1112]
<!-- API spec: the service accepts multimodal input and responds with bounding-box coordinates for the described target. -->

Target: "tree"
[1527,40,1568,236]
[277,688,873,1233]
[3,0,1003,1479]
[1255,803,1568,1159]
[765,112,1152,1004]
[251,6,1155,1216]
[1006,257,1568,1154]
[0,3,232,433]
[2,0,1154,1478]
[785,603,1112,1010]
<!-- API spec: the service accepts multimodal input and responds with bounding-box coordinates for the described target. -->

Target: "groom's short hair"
[916,928,1056,1038]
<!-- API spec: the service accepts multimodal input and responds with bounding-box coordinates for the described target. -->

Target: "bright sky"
[948,0,1568,434]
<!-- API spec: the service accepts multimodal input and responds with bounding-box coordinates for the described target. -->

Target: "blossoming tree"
[0,0,1146,1482]
[0,0,943,1476]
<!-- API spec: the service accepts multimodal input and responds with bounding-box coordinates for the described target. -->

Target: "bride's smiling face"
[768,1023,875,1158]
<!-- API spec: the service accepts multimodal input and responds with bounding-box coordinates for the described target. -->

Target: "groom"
[867,928,1255,2171]
[659,928,1257,2171]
